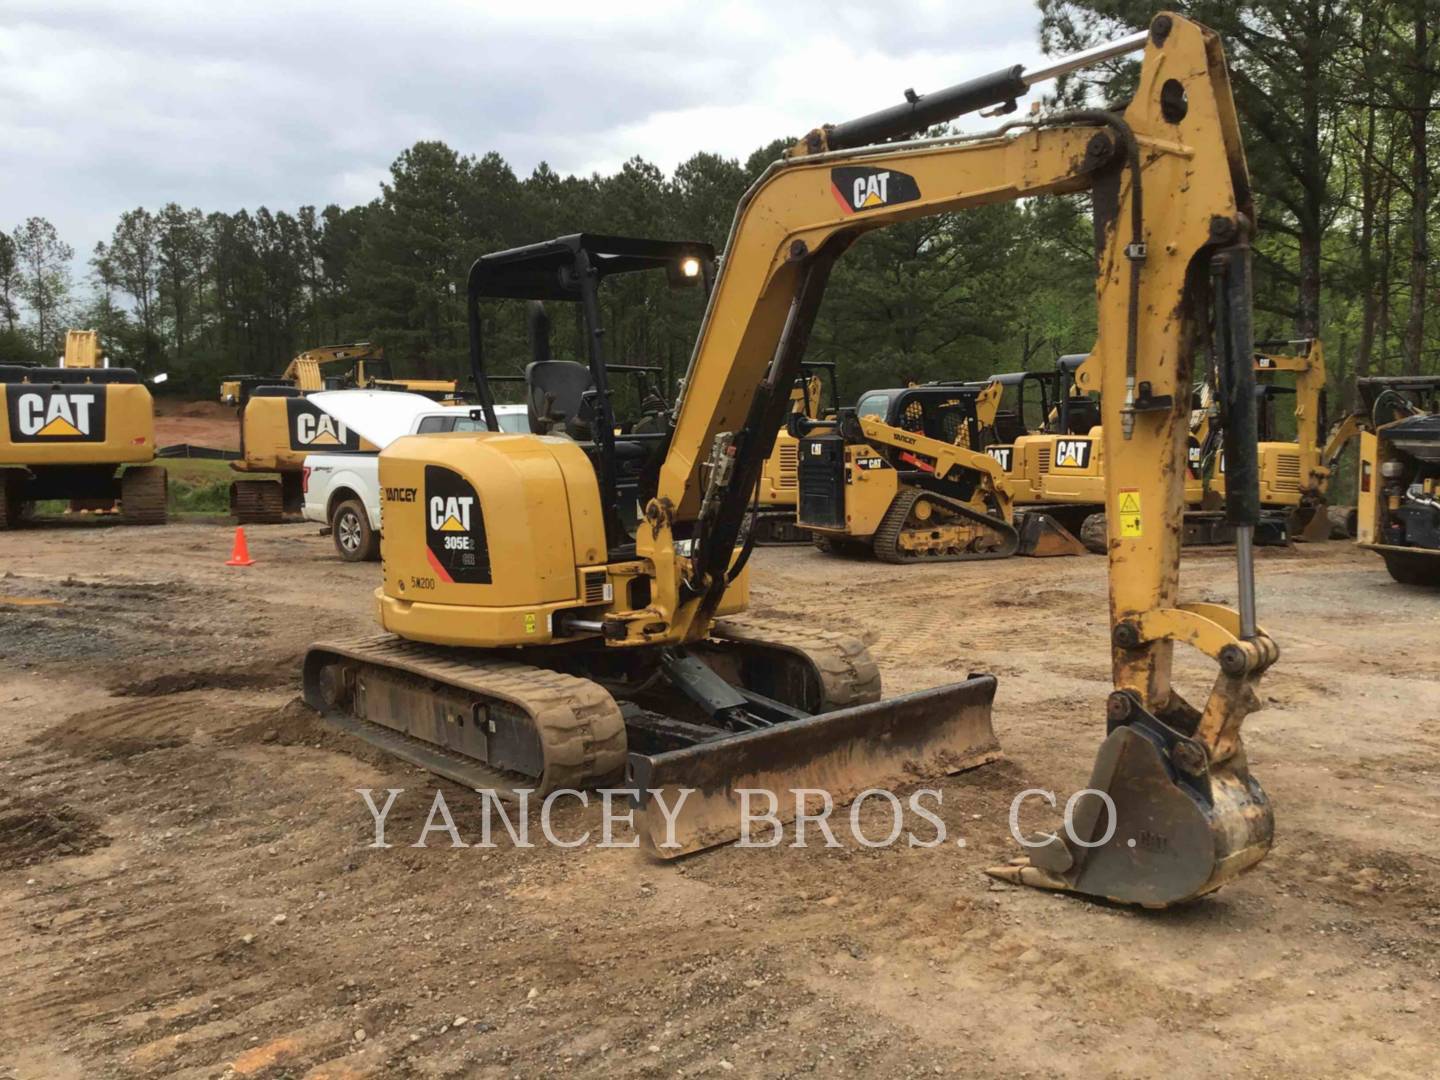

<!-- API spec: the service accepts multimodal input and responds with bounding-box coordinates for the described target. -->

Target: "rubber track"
[0,472,15,529]
[231,479,285,524]
[120,466,167,525]
[305,635,628,792]
[873,487,1019,563]
[708,617,882,708]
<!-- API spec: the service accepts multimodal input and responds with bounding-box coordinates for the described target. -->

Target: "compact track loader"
[304,13,1277,906]
[795,382,1086,560]
[0,330,167,528]
[222,344,455,523]
[1354,375,1440,585]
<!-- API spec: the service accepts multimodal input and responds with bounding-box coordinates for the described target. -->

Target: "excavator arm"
[618,12,1274,905]
[281,343,385,392]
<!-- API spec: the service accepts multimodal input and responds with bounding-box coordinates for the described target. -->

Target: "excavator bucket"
[628,675,999,857]
[989,697,1273,906]
[1014,511,1088,557]
[1289,501,1332,543]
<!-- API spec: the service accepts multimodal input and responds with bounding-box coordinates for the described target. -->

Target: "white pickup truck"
[302,391,529,561]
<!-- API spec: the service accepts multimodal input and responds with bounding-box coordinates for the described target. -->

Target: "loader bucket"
[628,675,999,857]
[1015,511,1087,557]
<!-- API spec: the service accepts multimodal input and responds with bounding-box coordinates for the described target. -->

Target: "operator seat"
[525,360,595,438]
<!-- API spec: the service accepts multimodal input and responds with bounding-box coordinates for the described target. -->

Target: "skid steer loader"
[795,381,1086,560]
[1,330,168,528]
[303,13,1278,907]
[1353,375,1440,586]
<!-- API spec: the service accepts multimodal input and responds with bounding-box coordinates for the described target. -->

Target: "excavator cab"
[467,233,715,551]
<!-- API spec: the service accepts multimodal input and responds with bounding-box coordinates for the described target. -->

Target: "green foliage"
[10,5,1436,412]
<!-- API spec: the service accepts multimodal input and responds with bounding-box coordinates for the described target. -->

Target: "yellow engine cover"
[376,432,609,647]
[0,381,155,467]
[232,395,377,473]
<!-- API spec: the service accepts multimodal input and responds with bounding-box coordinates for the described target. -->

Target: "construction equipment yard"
[1,522,1435,1079]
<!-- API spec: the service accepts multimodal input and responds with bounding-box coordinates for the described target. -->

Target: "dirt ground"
[154,401,237,452]
[1,522,1437,1079]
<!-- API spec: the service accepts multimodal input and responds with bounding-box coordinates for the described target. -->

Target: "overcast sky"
[2,0,1048,269]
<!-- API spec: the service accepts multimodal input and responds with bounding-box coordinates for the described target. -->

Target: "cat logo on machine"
[854,456,885,470]
[987,446,1014,471]
[423,464,491,584]
[285,398,362,452]
[830,167,921,214]
[1053,438,1093,469]
[5,386,107,443]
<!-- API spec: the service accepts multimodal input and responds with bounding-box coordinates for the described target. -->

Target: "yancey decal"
[987,446,1014,471]
[1053,438,1093,469]
[5,386,107,443]
[424,464,491,584]
[830,167,921,214]
[286,399,362,452]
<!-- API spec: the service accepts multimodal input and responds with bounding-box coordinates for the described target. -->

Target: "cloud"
[0,0,1047,268]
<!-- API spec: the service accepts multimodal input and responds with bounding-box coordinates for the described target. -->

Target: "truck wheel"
[1382,551,1440,587]
[332,499,379,562]
[121,466,168,525]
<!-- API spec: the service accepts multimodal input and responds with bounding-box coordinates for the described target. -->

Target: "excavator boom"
[619,12,1275,902]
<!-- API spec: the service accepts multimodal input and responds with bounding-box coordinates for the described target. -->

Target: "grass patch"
[160,458,234,514]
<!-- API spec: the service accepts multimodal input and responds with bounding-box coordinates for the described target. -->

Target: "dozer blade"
[1014,511,1087,557]
[628,675,999,857]
[988,698,1272,906]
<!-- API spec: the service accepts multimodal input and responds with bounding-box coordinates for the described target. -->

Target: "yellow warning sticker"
[1117,488,1142,538]
[524,613,538,634]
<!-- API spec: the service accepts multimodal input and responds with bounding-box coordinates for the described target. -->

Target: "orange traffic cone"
[225,526,255,567]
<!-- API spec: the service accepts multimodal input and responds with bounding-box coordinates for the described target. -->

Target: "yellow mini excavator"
[1201,338,1334,541]
[794,381,1087,559]
[222,344,457,523]
[1353,375,1440,585]
[1066,342,1336,550]
[1,330,167,527]
[304,13,1277,906]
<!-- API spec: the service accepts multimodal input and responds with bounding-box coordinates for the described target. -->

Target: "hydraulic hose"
[1038,109,1144,439]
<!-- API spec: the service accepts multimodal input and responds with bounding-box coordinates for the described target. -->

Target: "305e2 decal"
[423,465,492,584]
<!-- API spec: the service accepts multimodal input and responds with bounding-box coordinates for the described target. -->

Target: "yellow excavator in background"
[1193,339,1334,542]
[1353,375,1440,585]
[1,330,168,528]
[222,343,458,523]
[1069,342,1339,550]
[303,13,1276,906]
[794,380,1086,559]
